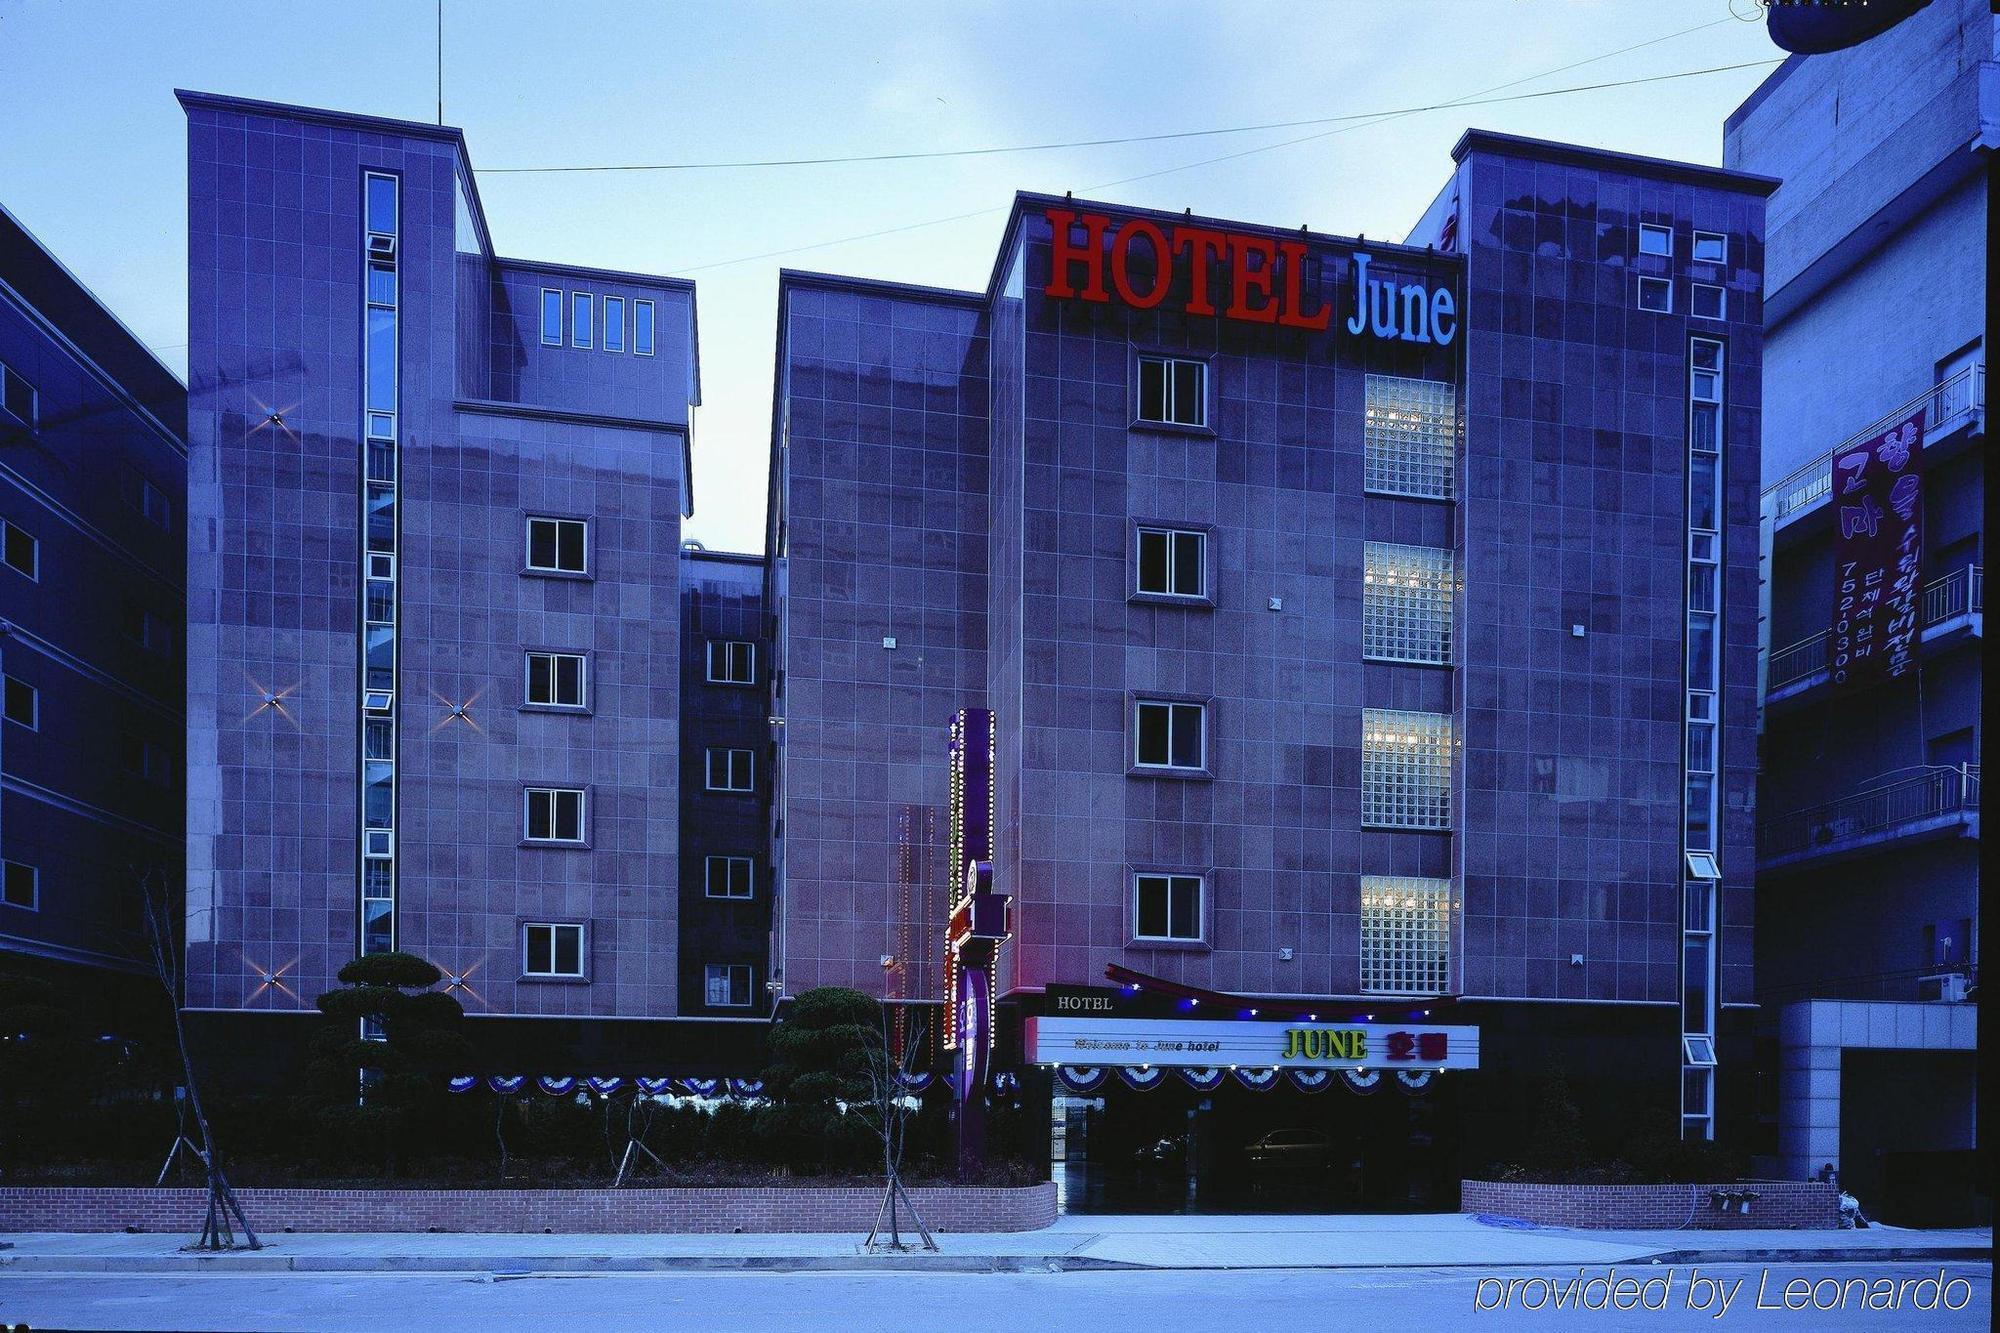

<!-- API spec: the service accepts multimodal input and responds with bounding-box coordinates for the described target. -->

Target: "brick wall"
[0,1183,1058,1235]
[1461,1179,1841,1230]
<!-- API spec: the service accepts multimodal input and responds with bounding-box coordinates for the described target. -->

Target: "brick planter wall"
[1461,1179,1840,1230]
[0,1183,1058,1235]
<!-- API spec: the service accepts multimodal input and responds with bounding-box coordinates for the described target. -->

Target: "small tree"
[303,952,471,1176]
[761,986,880,1174]
[139,870,258,1250]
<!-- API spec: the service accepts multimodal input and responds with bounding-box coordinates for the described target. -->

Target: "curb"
[1,1247,1987,1276]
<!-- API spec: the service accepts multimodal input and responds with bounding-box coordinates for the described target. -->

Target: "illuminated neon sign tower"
[942,708,1009,1174]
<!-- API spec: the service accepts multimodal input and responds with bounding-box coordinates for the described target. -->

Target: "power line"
[483,40,1757,176]
[671,54,1779,275]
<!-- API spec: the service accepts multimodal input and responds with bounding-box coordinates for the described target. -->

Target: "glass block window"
[1361,709,1452,829]
[1364,375,1456,499]
[1363,542,1454,664]
[1360,876,1451,994]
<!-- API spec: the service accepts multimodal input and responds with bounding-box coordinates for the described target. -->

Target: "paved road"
[0,1262,1988,1330]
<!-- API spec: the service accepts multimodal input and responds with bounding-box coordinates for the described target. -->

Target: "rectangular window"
[122,469,173,529]
[1360,876,1452,995]
[706,640,756,685]
[540,288,563,346]
[1134,873,1203,942]
[1638,222,1672,257]
[2,861,36,910]
[525,651,587,708]
[4,676,36,730]
[1682,935,1712,1035]
[706,747,755,792]
[602,295,626,352]
[1364,374,1456,500]
[3,521,37,579]
[570,292,593,348]
[524,922,585,978]
[1637,277,1673,313]
[525,516,588,574]
[705,963,754,1007]
[1361,709,1453,829]
[1135,355,1206,427]
[121,733,170,784]
[1136,526,1207,599]
[0,364,37,429]
[365,173,398,237]
[1133,699,1205,771]
[1692,231,1727,264]
[1690,283,1725,321]
[634,300,656,356]
[524,787,585,843]
[705,855,754,900]
[122,599,171,654]
[1363,542,1454,664]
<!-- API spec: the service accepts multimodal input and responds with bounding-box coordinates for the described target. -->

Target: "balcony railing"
[1759,763,1980,864]
[1754,962,1979,1006]
[1765,362,1985,524]
[1767,564,1982,693]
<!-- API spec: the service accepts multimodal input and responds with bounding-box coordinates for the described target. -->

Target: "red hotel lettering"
[1045,208,1335,331]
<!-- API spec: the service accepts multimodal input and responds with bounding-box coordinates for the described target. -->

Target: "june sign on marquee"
[1024,1016,1480,1071]
[1042,207,1457,347]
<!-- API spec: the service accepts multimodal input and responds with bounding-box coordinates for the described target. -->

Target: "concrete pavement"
[0,1212,1987,1274]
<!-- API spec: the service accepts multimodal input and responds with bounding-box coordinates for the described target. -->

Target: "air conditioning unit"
[1919,972,1969,1002]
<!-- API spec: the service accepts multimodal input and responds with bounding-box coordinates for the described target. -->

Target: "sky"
[0,1,1784,552]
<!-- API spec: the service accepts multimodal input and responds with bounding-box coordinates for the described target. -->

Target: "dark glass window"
[635,300,656,356]
[1135,874,1202,941]
[603,295,626,352]
[4,677,35,729]
[1637,277,1672,313]
[2,861,36,910]
[707,748,755,792]
[1135,700,1205,770]
[526,517,588,573]
[1136,355,1206,426]
[3,522,36,578]
[524,923,584,977]
[705,963,753,1006]
[0,364,36,428]
[706,856,754,899]
[365,175,398,236]
[527,651,586,707]
[570,292,593,349]
[706,640,756,684]
[525,787,585,842]
[1136,527,1206,598]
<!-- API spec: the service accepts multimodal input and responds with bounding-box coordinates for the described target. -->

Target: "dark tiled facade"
[677,546,774,1016]
[181,93,708,1042]
[773,133,1772,1143]
[0,203,187,985]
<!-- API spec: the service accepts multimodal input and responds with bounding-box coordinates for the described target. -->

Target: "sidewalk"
[0,1213,1988,1275]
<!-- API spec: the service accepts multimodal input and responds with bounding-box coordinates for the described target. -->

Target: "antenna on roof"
[1065,190,1072,200]
[436,1,444,125]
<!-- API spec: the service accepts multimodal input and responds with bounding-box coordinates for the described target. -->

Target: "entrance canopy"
[1024,1015,1480,1071]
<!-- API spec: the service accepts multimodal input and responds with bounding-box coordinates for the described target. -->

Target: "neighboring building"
[0,201,187,1004]
[769,133,1775,1204]
[1725,0,1986,1225]
[179,92,750,1073]
[677,544,774,1018]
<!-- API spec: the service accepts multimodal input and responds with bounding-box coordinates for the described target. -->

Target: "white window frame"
[705,963,754,1007]
[706,747,756,792]
[525,651,588,709]
[2,860,37,911]
[1690,282,1726,322]
[1133,872,1204,943]
[705,855,755,900]
[570,291,593,349]
[4,676,37,731]
[1637,276,1674,313]
[539,287,563,346]
[706,639,757,685]
[1,362,38,429]
[1638,223,1673,257]
[2,520,38,580]
[1691,231,1728,265]
[1133,699,1206,772]
[602,295,626,352]
[523,922,585,978]
[1135,354,1207,428]
[523,786,586,844]
[1135,526,1207,600]
[525,516,589,574]
[634,300,656,356]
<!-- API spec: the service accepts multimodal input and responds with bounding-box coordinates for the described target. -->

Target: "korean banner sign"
[1829,408,1924,689]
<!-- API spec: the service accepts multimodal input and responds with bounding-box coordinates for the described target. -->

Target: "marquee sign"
[1024,1016,1479,1071]
[1042,206,1456,346]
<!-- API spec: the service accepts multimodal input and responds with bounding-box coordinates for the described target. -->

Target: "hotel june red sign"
[1041,206,1457,346]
